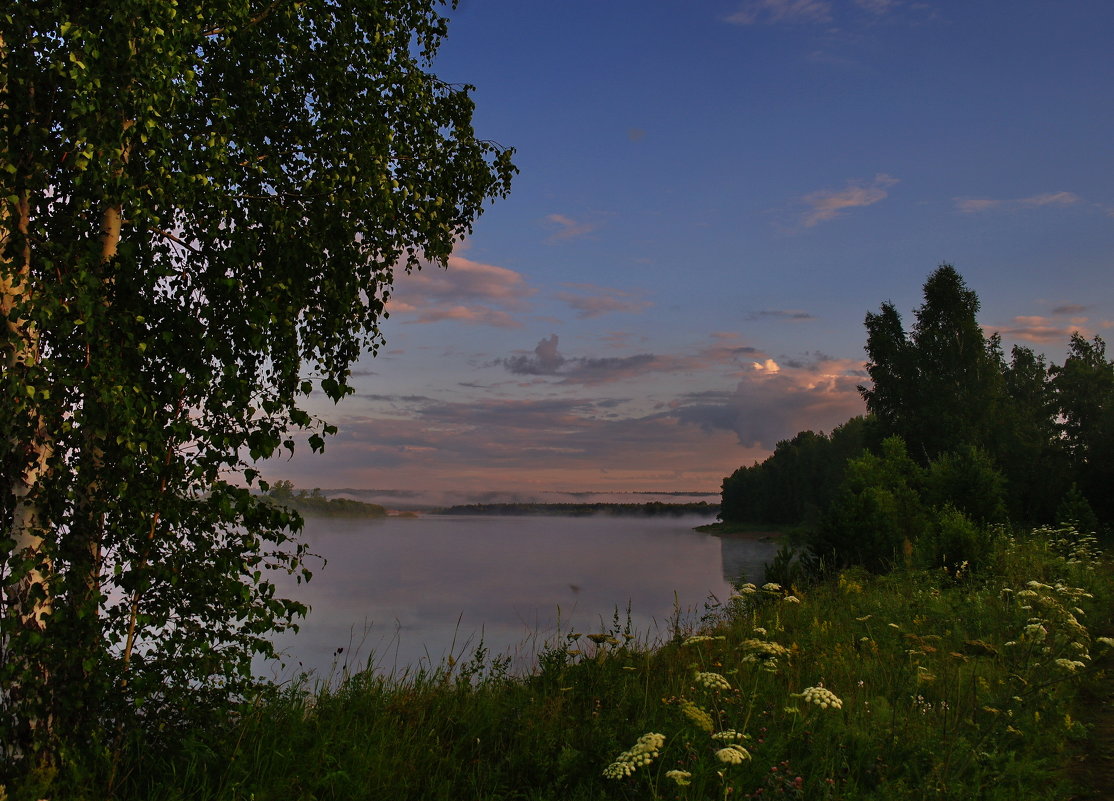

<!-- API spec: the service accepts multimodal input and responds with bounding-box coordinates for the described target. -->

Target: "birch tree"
[1,0,513,777]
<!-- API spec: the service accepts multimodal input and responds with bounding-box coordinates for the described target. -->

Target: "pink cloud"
[386,253,535,328]
[800,174,898,227]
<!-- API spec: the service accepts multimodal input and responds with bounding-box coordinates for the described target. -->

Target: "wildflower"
[603,732,666,779]
[739,639,790,659]
[783,595,801,604]
[762,582,782,593]
[799,685,843,710]
[696,671,733,691]
[1097,637,1114,648]
[753,627,768,636]
[684,634,717,646]
[855,614,872,622]
[887,623,900,629]
[666,770,693,786]
[716,744,751,764]
[1022,623,1047,642]
[738,583,758,594]
[1054,659,1086,672]
[712,729,748,741]
[680,699,715,732]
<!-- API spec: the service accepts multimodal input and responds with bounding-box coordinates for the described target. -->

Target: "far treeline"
[263,480,387,518]
[437,501,719,517]
[721,265,1112,571]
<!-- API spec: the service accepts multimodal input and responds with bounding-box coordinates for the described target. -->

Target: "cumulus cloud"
[556,284,652,319]
[800,173,898,227]
[954,191,1082,214]
[386,253,535,328]
[672,355,867,449]
[498,335,670,385]
[726,0,833,25]
[544,213,599,242]
[501,334,567,375]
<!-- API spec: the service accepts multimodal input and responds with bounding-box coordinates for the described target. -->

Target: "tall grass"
[31,525,1114,801]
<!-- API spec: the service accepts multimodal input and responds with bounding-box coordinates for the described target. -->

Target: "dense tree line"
[720,417,867,526]
[721,266,1111,569]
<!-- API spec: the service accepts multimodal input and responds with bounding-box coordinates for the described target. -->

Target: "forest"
[720,265,1111,570]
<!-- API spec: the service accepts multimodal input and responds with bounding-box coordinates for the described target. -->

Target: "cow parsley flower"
[799,685,843,710]
[666,770,692,786]
[603,733,666,779]
[680,699,715,732]
[1054,659,1086,672]
[695,671,732,691]
[716,744,751,764]
[711,729,748,741]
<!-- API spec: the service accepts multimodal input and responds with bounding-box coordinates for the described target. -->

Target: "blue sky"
[270,0,1114,499]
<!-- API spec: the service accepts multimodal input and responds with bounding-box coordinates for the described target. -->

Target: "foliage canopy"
[1,0,513,778]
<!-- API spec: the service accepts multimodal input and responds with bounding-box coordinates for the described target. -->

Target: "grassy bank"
[89,527,1114,800]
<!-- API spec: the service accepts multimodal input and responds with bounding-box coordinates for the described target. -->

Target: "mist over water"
[260,514,778,683]
[326,488,719,512]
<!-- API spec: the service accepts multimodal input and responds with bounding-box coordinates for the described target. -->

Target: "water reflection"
[260,515,779,682]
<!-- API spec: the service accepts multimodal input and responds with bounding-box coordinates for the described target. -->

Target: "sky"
[266,0,1114,502]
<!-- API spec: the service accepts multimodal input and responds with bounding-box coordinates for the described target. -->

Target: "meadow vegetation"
[32,522,1105,801]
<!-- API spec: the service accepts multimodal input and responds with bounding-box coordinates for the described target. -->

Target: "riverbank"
[100,524,1113,801]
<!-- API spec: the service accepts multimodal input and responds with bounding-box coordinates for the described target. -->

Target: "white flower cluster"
[1054,658,1087,672]
[603,732,666,779]
[1021,622,1048,642]
[783,595,802,604]
[680,699,714,732]
[1097,636,1114,648]
[800,685,843,710]
[711,729,748,741]
[715,744,751,764]
[695,671,733,691]
[665,770,693,786]
[762,582,783,593]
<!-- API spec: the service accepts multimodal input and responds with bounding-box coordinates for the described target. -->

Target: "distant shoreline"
[431,501,719,518]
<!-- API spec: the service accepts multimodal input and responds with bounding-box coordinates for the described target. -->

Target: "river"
[259,514,780,683]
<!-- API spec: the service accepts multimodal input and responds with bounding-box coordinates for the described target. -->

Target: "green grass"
[35,526,1114,801]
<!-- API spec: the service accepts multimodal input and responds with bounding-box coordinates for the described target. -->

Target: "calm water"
[259,514,779,682]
